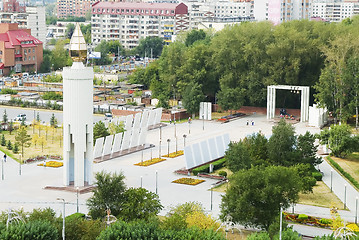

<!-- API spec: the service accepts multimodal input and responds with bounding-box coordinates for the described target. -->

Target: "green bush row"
[327,156,359,190]
[192,158,227,176]
[312,171,323,181]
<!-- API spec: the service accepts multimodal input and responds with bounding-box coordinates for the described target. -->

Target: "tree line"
[129,18,359,121]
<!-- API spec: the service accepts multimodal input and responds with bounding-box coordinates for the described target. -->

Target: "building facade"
[91,2,189,48]
[311,0,359,22]
[57,0,94,18]
[0,23,43,76]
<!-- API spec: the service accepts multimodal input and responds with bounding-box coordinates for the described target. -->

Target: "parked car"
[14,113,26,121]
[105,113,112,120]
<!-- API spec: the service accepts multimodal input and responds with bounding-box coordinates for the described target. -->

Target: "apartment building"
[91,2,189,49]
[0,5,46,47]
[57,0,94,18]
[0,23,43,76]
[254,0,310,24]
[312,0,359,22]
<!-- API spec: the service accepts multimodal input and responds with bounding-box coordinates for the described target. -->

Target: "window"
[33,56,35,60]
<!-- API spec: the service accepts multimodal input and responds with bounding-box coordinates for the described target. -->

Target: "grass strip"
[327,156,359,191]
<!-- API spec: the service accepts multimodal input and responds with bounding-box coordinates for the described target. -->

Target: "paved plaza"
[0,113,357,236]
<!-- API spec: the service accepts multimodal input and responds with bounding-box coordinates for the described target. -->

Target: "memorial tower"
[63,23,94,187]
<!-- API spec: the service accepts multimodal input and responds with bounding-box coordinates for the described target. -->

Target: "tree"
[225,141,252,172]
[87,171,127,219]
[136,36,164,58]
[51,40,72,70]
[327,124,358,157]
[217,87,245,112]
[2,110,8,123]
[15,126,31,156]
[185,29,207,46]
[1,134,5,146]
[20,117,26,127]
[93,121,110,142]
[36,112,41,123]
[220,165,303,230]
[0,220,59,240]
[267,119,297,166]
[182,82,205,115]
[38,136,47,152]
[107,121,125,135]
[13,142,19,154]
[297,131,321,166]
[65,23,75,39]
[39,50,52,73]
[163,202,205,230]
[6,140,12,150]
[9,120,13,135]
[64,213,104,240]
[50,114,58,128]
[120,187,163,222]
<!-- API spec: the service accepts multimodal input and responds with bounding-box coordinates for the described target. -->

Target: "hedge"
[312,171,323,181]
[192,158,227,176]
[327,156,359,190]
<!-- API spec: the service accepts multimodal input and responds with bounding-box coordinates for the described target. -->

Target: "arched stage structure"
[267,85,310,122]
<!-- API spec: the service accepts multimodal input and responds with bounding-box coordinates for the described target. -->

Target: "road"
[0,106,105,124]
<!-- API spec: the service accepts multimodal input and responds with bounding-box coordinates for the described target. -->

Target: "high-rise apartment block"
[57,0,93,18]
[311,0,359,22]
[91,2,189,48]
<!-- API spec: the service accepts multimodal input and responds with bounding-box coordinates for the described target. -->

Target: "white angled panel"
[121,130,131,151]
[208,137,219,160]
[223,133,230,151]
[133,113,141,129]
[206,102,212,120]
[140,111,149,128]
[138,128,147,146]
[93,137,104,159]
[184,145,196,170]
[192,143,203,168]
[125,115,133,131]
[155,108,162,125]
[200,140,210,164]
[102,135,114,156]
[112,132,123,154]
[216,135,226,157]
[130,128,140,148]
[104,120,110,128]
[148,110,156,127]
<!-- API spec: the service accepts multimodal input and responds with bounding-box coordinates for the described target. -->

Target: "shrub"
[298,214,308,220]
[1,134,5,146]
[6,140,12,150]
[213,158,226,170]
[218,171,227,177]
[13,143,19,154]
[319,218,332,225]
[192,164,209,176]
[312,171,323,181]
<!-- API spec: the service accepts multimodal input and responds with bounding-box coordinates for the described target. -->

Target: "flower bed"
[172,178,205,185]
[162,150,184,158]
[284,212,332,228]
[37,161,63,168]
[134,158,166,167]
[25,155,62,164]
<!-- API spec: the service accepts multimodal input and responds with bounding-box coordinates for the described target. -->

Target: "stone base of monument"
[44,184,96,194]
[94,143,155,163]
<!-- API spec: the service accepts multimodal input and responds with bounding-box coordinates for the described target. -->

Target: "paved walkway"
[0,114,356,237]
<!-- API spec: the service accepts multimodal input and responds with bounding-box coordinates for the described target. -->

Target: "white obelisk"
[63,23,93,187]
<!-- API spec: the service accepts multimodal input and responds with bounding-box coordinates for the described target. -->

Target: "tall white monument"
[63,23,94,187]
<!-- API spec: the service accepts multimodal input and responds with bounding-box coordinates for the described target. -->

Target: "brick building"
[0,23,43,76]
[3,0,25,13]
[91,2,189,48]
[57,0,94,18]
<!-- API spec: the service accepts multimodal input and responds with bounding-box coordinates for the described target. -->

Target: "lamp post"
[159,125,162,158]
[57,198,65,240]
[155,170,158,194]
[1,154,4,180]
[141,149,144,164]
[210,186,213,211]
[202,114,204,131]
[356,197,358,224]
[19,154,22,176]
[140,176,143,188]
[33,110,35,134]
[188,117,191,134]
[76,187,79,213]
[167,139,170,156]
[150,148,152,160]
[330,170,333,192]
[344,184,347,209]
[183,134,187,148]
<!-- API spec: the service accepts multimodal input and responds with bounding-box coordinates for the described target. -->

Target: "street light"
[183,134,187,148]
[330,170,333,192]
[1,154,4,180]
[76,187,79,213]
[356,197,358,224]
[159,125,162,158]
[344,184,347,210]
[140,176,143,188]
[202,114,204,131]
[210,185,213,211]
[57,198,65,240]
[155,170,158,195]
[167,139,171,156]
[19,154,22,176]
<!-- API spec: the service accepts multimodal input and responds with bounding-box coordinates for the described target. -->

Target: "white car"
[105,113,113,120]
[14,113,26,121]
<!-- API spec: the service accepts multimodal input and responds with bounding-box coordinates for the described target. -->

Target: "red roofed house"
[0,23,43,76]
